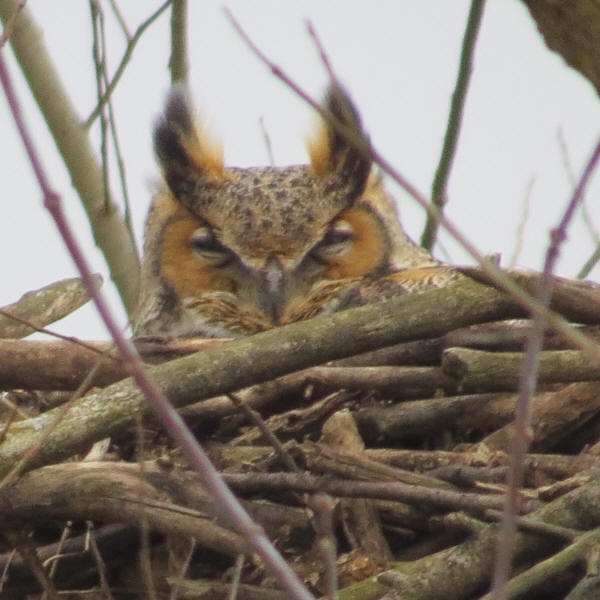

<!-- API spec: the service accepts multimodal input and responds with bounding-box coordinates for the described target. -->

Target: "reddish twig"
[491,135,600,599]
[223,7,600,361]
[0,49,315,600]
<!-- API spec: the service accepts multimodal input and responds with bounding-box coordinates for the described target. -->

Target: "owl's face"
[135,86,394,337]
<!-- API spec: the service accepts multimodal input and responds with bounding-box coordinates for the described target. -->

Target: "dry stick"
[86,523,114,600]
[491,136,600,600]
[227,553,245,600]
[483,528,600,600]
[223,8,600,361]
[0,359,106,489]
[169,540,197,600]
[0,275,100,340]
[222,472,537,514]
[484,510,581,542]
[228,392,340,596]
[0,49,315,600]
[3,528,59,600]
[0,309,112,356]
[228,393,298,473]
[421,0,486,251]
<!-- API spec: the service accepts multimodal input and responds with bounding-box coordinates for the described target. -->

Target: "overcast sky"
[2,1,600,339]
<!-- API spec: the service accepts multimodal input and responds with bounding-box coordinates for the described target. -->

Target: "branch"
[83,0,171,126]
[169,0,188,83]
[224,8,600,361]
[421,0,486,250]
[371,476,600,600]
[0,278,522,473]
[0,275,100,339]
[0,1,140,313]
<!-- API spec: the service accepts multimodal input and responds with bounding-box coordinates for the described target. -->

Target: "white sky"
[1,0,600,339]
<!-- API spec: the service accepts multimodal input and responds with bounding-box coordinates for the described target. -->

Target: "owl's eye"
[312,219,355,260]
[189,226,231,263]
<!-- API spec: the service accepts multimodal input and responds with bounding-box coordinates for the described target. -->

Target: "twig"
[223,8,600,361]
[557,128,600,246]
[0,0,140,313]
[169,539,196,600]
[170,0,188,83]
[228,554,244,600]
[84,0,171,127]
[0,275,101,340]
[421,0,487,251]
[484,509,581,541]
[491,133,600,600]
[483,527,600,600]
[578,245,600,280]
[228,393,299,473]
[222,472,538,513]
[313,493,338,600]
[0,358,107,489]
[0,44,316,600]
[0,308,118,354]
[258,116,275,166]
[107,0,130,39]
[89,1,111,211]
[3,528,59,600]
[86,523,114,600]
[507,176,534,268]
[0,310,109,355]
[97,4,137,255]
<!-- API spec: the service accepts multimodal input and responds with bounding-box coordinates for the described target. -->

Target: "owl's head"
[142,86,392,336]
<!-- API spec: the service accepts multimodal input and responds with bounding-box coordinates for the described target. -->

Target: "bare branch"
[421,0,487,251]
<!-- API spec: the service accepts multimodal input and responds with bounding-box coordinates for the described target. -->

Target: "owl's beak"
[259,255,287,325]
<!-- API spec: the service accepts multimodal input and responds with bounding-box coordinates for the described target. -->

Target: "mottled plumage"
[134,85,461,337]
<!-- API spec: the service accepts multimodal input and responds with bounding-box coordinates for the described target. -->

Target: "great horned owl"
[133,85,460,337]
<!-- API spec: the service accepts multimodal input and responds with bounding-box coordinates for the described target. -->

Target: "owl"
[133,85,461,338]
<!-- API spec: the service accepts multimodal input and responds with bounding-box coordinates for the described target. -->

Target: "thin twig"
[223,7,600,362]
[89,1,111,211]
[0,46,316,600]
[87,523,115,600]
[84,1,171,128]
[484,509,581,541]
[557,129,600,246]
[0,308,114,358]
[98,8,136,252]
[228,554,245,600]
[107,0,130,39]
[491,134,600,600]
[258,116,275,166]
[508,176,534,268]
[169,539,196,600]
[0,359,106,489]
[228,393,299,473]
[421,0,487,251]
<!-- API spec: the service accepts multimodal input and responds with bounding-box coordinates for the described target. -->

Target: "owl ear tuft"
[308,85,372,199]
[154,87,224,197]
